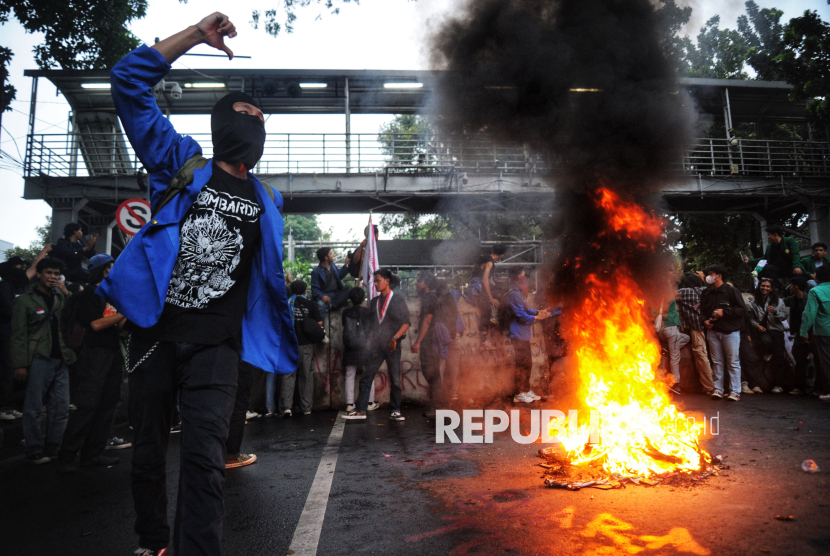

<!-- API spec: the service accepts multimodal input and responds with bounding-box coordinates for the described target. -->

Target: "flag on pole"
[362,214,380,300]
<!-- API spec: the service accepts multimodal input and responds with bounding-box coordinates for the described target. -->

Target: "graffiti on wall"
[310,294,552,410]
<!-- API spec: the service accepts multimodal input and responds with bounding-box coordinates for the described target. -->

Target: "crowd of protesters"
[664,225,830,403]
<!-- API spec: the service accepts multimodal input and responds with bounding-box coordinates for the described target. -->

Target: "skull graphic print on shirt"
[166,183,261,309]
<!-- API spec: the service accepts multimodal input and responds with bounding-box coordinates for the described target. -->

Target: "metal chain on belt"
[126,336,160,374]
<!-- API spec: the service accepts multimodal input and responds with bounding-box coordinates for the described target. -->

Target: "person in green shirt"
[741,225,805,280]
[800,265,830,401]
[799,242,828,283]
[658,298,689,394]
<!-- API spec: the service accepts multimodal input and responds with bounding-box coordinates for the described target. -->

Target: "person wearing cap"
[97,13,298,556]
[57,254,126,473]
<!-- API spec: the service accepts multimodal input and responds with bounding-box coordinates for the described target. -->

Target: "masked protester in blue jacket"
[97,13,298,556]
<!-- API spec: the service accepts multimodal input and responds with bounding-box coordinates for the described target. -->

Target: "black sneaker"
[170,422,182,434]
[106,436,132,450]
[134,548,167,556]
[81,454,119,467]
[26,454,51,465]
[669,385,682,395]
[423,409,436,418]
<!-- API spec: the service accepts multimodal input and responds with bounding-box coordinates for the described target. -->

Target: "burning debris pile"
[539,449,728,491]
[431,0,713,479]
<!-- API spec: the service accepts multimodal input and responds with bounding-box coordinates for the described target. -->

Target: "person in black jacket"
[0,257,33,420]
[52,223,98,283]
[57,254,125,473]
[341,287,377,412]
[700,264,747,401]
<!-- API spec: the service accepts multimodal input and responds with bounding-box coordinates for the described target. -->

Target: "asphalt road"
[1,394,829,556]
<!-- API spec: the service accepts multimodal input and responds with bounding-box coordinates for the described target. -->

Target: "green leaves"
[250,0,359,38]
[779,8,830,129]
[0,0,147,112]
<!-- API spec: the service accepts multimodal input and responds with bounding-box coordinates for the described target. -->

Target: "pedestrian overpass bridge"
[18,66,830,252]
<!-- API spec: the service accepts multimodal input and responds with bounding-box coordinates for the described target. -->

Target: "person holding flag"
[348,215,381,300]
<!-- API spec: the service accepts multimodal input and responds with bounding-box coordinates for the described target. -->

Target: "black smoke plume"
[430,0,695,304]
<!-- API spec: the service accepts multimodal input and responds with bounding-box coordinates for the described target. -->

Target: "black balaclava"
[211,92,266,171]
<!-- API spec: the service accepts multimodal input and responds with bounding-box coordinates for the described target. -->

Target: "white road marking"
[287,412,346,556]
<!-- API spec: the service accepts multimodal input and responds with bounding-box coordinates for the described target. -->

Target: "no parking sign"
[116,198,152,236]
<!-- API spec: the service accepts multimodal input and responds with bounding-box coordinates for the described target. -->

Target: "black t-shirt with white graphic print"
[132,162,262,345]
[293,295,322,346]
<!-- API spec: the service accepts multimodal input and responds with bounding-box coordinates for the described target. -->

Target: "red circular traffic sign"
[116,198,152,236]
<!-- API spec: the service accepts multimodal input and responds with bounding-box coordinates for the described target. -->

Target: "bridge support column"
[808,206,830,247]
[796,195,830,247]
[49,198,88,244]
[752,213,769,251]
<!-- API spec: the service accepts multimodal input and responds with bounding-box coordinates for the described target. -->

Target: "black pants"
[792,341,811,392]
[358,344,402,413]
[0,337,13,410]
[128,337,238,555]
[225,361,255,457]
[756,329,793,390]
[739,330,761,389]
[419,334,441,409]
[813,336,830,394]
[512,339,532,394]
[58,345,123,463]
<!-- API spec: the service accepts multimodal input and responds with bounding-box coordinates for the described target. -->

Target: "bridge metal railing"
[25,132,830,179]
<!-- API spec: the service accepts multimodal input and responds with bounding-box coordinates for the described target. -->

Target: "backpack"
[343,308,370,351]
[153,155,277,217]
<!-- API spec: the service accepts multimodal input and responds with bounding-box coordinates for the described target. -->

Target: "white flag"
[362,214,380,300]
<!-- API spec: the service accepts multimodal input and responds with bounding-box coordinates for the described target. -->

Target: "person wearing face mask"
[700,264,747,401]
[503,267,550,404]
[97,13,298,556]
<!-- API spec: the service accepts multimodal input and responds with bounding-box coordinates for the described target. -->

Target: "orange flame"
[596,187,665,243]
[554,188,709,476]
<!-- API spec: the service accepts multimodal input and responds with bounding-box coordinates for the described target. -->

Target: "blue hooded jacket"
[97,45,298,374]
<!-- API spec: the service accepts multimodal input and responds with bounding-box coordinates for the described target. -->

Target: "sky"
[1,0,828,250]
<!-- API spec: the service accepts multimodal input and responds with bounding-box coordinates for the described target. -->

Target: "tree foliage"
[4,216,51,263]
[0,0,147,112]
[738,1,786,81]
[682,15,751,79]
[779,5,830,130]
[284,214,323,262]
[246,0,359,37]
